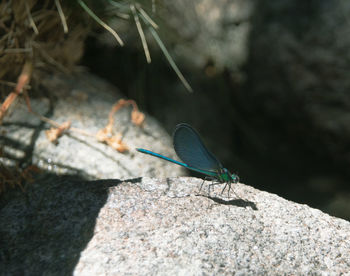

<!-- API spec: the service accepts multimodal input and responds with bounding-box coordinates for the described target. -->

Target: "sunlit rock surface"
[1,177,349,275]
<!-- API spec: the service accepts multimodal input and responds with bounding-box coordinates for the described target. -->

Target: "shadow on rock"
[0,173,126,275]
[201,195,258,210]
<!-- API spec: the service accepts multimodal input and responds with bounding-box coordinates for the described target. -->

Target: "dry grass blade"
[78,0,124,46]
[0,80,31,89]
[138,12,193,92]
[3,48,32,53]
[149,27,193,92]
[24,1,39,34]
[55,0,68,33]
[130,4,151,63]
[137,6,158,29]
[108,0,129,11]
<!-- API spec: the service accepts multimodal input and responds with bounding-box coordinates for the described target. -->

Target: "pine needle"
[139,13,193,92]
[152,0,156,13]
[130,4,151,63]
[108,0,129,11]
[137,6,158,29]
[78,0,124,46]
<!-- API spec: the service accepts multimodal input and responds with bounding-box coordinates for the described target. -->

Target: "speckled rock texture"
[1,176,349,275]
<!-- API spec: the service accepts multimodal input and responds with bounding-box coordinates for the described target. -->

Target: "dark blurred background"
[82,0,350,220]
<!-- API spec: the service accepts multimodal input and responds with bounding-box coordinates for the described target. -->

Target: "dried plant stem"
[0,61,33,123]
[0,80,31,89]
[3,48,32,53]
[31,110,95,138]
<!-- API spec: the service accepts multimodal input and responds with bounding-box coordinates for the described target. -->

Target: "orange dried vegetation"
[45,121,71,143]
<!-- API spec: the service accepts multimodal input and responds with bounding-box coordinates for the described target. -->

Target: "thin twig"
[3,48,32,54]
[0,80,31,89]
[31,110,95,137]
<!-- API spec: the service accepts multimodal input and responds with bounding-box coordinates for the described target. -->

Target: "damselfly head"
[222,168,239,183]
[231,174,239,183]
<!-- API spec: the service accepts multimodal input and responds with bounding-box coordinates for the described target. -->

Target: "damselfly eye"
[232,175,240,183]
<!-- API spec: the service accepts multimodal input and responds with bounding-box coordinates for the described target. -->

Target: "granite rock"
[1,176,349,275]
